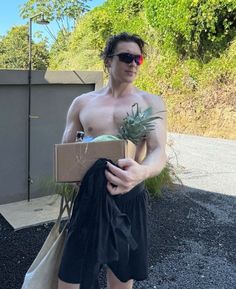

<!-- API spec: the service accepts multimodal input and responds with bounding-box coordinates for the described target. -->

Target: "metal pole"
[27,13,49,202]
[27,18,32,201]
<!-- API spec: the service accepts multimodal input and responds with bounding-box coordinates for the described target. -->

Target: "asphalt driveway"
[135,185,236,289]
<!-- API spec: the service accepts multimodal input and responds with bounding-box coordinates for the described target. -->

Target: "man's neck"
[106,79,135,99]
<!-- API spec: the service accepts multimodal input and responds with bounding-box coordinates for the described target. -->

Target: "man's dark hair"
[100,32,146,66]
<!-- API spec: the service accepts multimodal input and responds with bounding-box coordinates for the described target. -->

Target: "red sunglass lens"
[137,55,144,65]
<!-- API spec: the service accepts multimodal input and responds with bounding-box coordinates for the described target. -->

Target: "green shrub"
[145,162,181,198]
[144,0,236,61]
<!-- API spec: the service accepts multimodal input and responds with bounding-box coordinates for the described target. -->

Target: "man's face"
[107,41,142,84]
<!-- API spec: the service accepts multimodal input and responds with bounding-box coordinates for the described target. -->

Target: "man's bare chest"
[79,97,147,137]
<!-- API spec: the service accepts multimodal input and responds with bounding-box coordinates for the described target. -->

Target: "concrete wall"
[0,70,103,204]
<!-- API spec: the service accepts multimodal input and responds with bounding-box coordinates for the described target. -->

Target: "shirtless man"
[58,32,167,289]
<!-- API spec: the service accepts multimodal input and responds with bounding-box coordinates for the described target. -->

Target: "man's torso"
[81,90,147,132]
[75,87,156,162]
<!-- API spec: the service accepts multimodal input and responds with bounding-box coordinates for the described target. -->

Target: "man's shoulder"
[73,90,97,102]
[139,89,165,110]
[72,88,104,107]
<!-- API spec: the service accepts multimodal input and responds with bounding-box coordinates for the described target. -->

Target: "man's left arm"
[105,96,167,195]
[141,95,167,178]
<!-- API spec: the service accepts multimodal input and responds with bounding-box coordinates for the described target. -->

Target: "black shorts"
[58,182,149,283]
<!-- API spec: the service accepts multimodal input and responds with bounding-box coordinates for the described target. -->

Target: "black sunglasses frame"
[110,53,143,65]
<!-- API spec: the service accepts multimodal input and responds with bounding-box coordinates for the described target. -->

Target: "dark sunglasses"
[110,52,144,65]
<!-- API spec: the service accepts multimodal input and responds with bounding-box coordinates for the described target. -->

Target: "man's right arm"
[61,97,83,144]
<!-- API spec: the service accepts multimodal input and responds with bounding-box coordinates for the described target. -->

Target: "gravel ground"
[1,185,236,289]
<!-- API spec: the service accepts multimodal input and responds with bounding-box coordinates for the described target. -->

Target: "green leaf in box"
[117,102,162,145]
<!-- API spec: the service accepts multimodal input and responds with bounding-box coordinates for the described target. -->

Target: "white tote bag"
[21,195,73,289]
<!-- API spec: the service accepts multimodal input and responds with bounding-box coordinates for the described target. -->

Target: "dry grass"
[166,76,236,140]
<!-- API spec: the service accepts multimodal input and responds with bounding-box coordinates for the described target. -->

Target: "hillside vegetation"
[49,0,236,140]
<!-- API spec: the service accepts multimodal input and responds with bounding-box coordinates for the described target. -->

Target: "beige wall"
[0,70,103,204]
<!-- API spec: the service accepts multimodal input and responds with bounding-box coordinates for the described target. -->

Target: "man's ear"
[105,57,112,68]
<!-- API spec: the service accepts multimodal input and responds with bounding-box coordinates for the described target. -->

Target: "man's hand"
[105,158,148,195]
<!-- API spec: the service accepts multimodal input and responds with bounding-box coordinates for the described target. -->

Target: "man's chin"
[123,77,136,84]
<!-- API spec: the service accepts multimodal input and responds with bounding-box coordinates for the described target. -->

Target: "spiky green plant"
[39,177,77,202]
[117,102,163,145]
[145,162,182,198]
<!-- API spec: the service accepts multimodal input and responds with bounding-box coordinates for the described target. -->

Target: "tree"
[20,0,90,38]
[0,25,49,70]
[144,0,236,61]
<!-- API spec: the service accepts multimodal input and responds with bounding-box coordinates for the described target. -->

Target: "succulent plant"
[117,102,163,145]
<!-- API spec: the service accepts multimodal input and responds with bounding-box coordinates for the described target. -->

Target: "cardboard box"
[54,140,136,183]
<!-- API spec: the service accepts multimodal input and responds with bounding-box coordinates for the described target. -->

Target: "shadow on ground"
[0,185,236,289]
